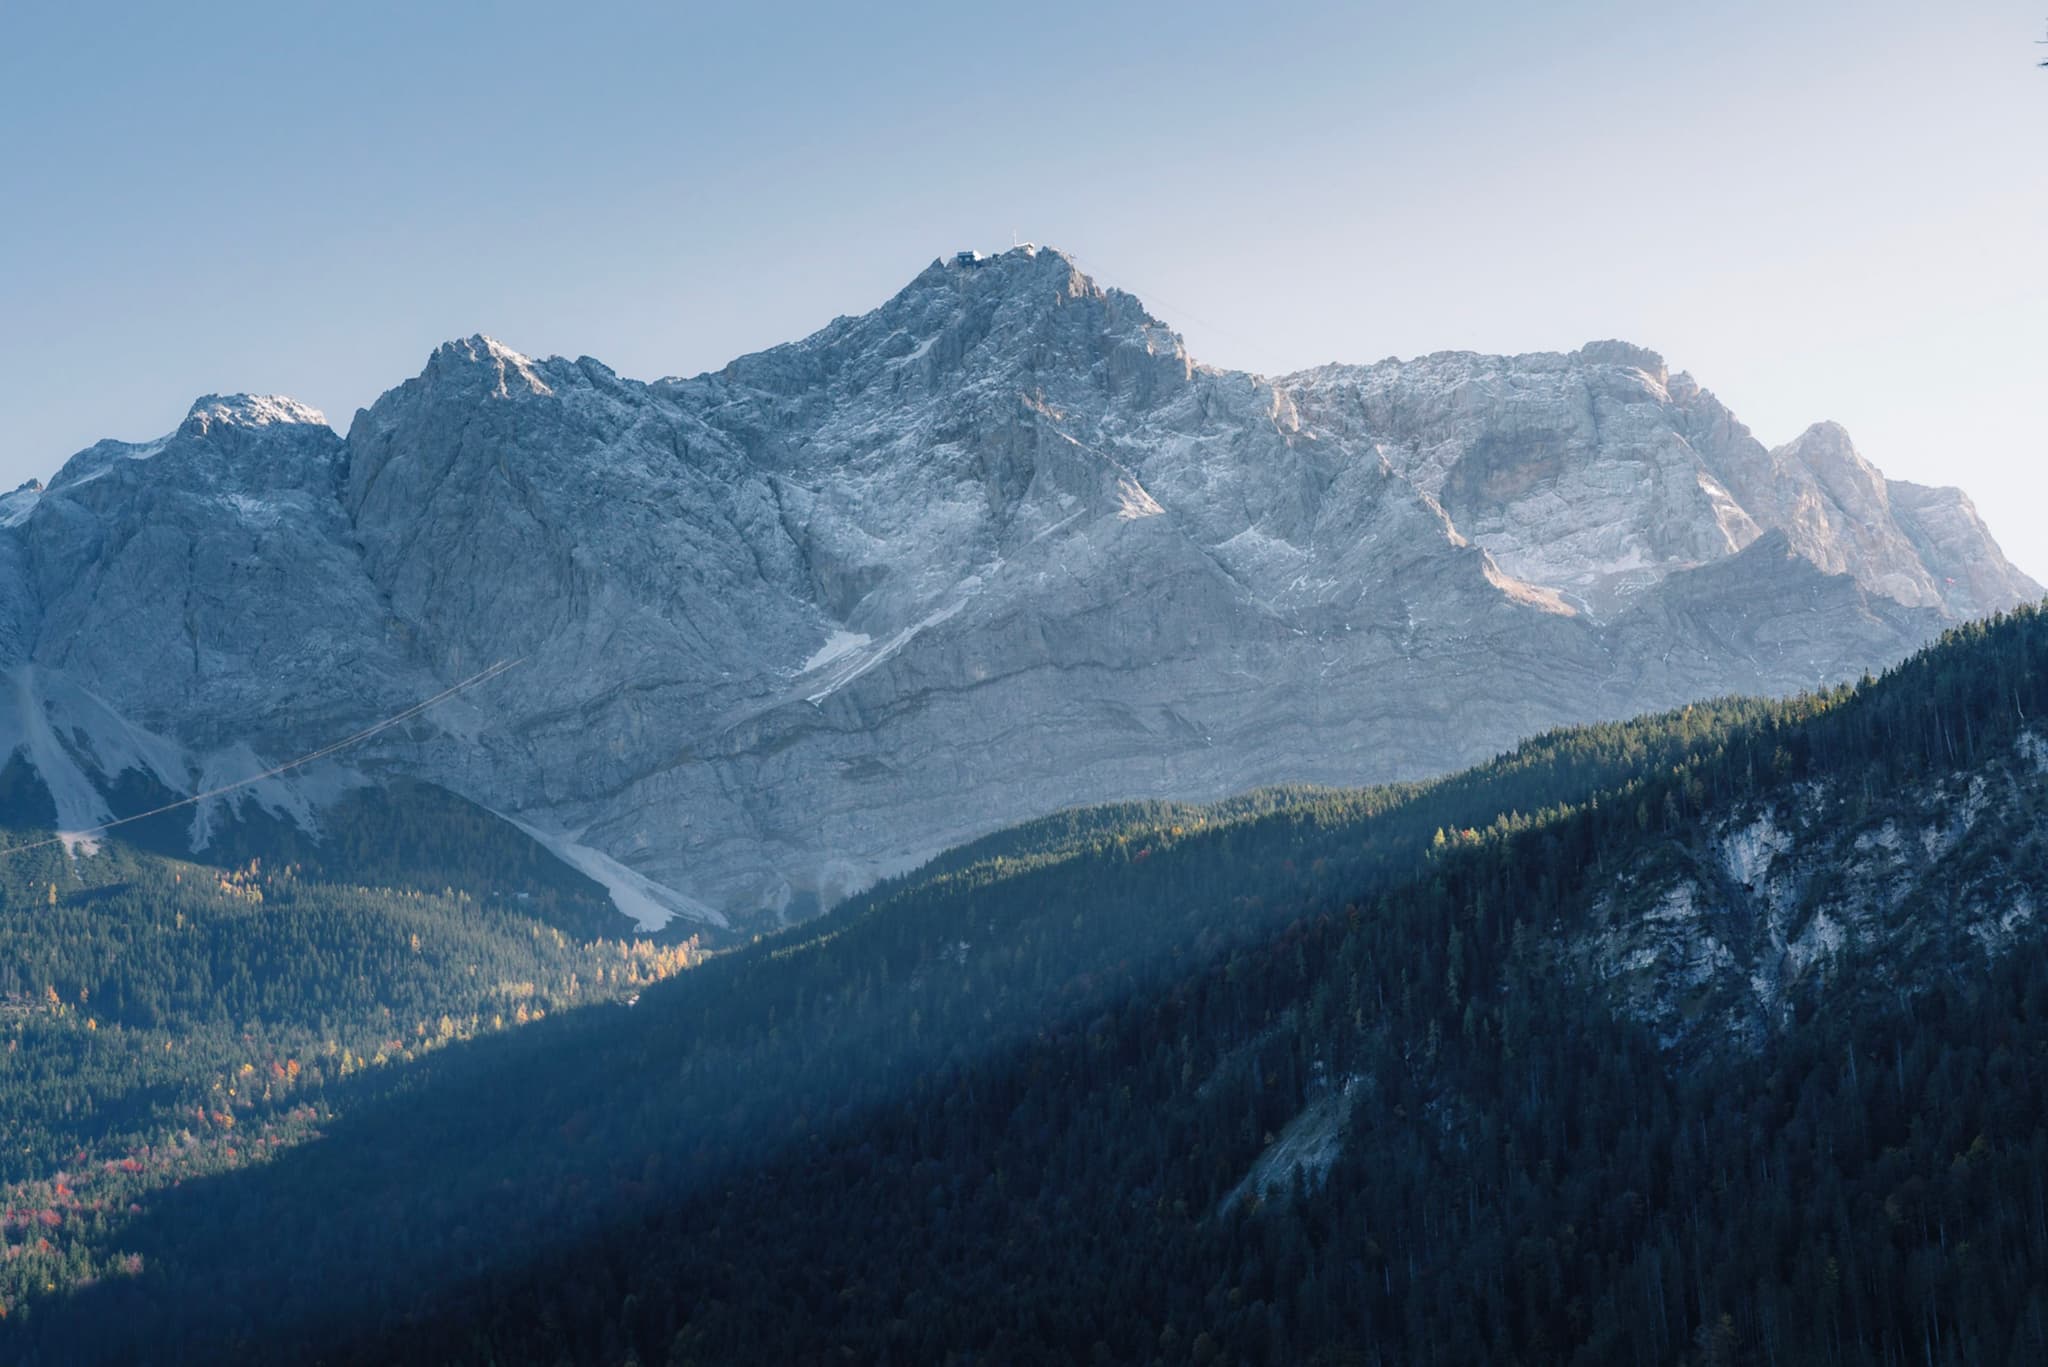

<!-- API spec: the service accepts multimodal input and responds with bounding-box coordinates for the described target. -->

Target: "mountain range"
[2,245,2035,930]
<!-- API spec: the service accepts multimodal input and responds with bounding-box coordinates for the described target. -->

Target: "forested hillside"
[13,609,2048,1365]
[0,786,700,1321]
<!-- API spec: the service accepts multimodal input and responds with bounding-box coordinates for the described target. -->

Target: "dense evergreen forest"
[9,608,2048,1364]
[0,785,699,1322]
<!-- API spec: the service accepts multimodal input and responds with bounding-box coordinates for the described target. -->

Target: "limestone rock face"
[1280,351,2034,623]
[1569,730,2048,1055]
[15,395,419,752]
[1,248,2034,929]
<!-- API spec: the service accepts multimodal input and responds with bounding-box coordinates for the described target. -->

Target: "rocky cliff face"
[2,247,2035,929]
[1568,725,2048,1055]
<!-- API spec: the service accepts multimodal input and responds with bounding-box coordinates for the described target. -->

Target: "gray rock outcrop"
[1,247,2034,929]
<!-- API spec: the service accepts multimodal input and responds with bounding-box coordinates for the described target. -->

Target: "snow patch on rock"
[184,394,329,432]
[799,630,872,675]
[3,247,2035,927]
[502,815,730,930]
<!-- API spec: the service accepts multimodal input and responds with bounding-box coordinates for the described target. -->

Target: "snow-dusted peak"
[3,248,2035,933]
[925,241,1083,281]
[40,392,345,501]
[425,334,554,399]
[866,244,1154,334]
[1284,339,1670,396]
[434,333,531,365]
[905,243,1140,320]
[1268,340,2041,622]
[0,482,42,528]
[181,393,330,436]
[46,436,172,492]
[689,244,1185,420]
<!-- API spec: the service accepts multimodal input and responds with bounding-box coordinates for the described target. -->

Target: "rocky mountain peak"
[1774,419,1888,513]
[875,244,1187,400]
[0,253,2036,932]
[1776,418,1867,474]
[680,246,1191,470]
[904,243,1095,299]
[419,334,555,400]
[180,393,330,437]
[40,393,340,498]
[1574,339,1669,387]
[875,245,1163,360]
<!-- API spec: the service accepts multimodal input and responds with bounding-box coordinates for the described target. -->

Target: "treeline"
[0,791,698,1322]
[16,607,2048,1364]
[118,775,632,940]
[286,610,2044,1367]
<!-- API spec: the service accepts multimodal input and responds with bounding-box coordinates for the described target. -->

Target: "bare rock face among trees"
[0,248,2034,929]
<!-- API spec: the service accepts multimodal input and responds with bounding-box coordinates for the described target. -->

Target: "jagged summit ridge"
[1277,336,2035,620]
[0,247,2034,929]
[684,243,1185,424]
[182,393,330,433]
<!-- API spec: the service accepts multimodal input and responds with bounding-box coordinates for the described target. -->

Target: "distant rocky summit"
[2,247,2034,928]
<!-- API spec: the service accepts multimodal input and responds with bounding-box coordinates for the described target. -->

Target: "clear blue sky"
[3,1,2043,577]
